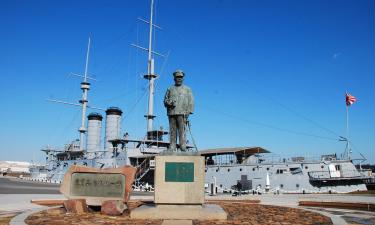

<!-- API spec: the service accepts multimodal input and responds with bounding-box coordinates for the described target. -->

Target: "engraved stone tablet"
[60,165,136,206]
[70,173,125,198]
[165,162,194,182]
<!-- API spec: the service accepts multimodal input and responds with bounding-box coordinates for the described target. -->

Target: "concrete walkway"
[0,194,64,225]
[206,193,375,207]
[0,194,65,212]
[10,207,48,225]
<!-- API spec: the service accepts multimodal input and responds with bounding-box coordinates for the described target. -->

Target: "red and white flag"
[345,92,357,106]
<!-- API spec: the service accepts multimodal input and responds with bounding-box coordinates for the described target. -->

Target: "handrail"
[135,157,151,182]
[308,170,369,181]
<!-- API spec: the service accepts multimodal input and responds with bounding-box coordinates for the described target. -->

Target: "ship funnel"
[105,107,122,151]
[86,113,103,155]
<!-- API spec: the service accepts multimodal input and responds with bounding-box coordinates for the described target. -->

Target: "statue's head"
[173,69,184,86]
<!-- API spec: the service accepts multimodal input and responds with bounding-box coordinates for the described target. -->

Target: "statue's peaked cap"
[173,69,185,77]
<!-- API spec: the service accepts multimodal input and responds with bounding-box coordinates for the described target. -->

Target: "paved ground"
[1,177,375,225]
[207,193,375,207]
[2,193,375,224]
[0,177,60,194]
[307,208,375,225]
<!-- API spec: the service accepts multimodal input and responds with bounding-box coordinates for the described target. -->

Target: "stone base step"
[130,204,227,220]
[162,220,192,225]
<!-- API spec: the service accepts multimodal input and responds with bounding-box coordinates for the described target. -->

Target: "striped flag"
[345,92,357,106]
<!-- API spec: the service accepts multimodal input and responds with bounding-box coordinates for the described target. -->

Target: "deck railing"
[308,170,366,180]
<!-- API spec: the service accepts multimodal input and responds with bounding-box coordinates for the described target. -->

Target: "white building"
[0,161,31,173]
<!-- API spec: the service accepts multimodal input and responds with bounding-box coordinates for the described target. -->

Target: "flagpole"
[344,91,357,160]
[346,104,350,160]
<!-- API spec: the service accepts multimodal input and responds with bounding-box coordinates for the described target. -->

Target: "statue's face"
[174,76,183,86]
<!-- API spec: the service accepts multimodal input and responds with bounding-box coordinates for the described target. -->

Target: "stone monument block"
[101,200,127,216]
[154,155,205,204]
[63,199,88,214]
[60,165,136,206]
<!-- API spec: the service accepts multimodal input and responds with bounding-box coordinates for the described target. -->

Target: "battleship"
[30,0,373,194]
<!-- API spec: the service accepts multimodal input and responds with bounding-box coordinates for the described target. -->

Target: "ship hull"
[205,160,367,194]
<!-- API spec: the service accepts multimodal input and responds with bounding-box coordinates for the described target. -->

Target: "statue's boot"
[167,144,177,152]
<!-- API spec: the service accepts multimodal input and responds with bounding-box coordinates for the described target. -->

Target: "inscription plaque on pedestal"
[70,173,125,198]
[165,162,194,182]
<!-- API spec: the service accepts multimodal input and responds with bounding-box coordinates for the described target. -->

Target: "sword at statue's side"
[185,114,198,152]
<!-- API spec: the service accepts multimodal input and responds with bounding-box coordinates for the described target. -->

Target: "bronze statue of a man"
[164,70,194,151]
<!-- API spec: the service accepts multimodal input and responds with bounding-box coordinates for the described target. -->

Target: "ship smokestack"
[86,113,103,155]
[105,107,122,151]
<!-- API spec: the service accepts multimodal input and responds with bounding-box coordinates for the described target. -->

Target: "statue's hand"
[165,99,175,108]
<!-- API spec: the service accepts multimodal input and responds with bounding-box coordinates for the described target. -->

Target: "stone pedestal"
[154,155,205,204]
[131,154,227,220]
[63,199,89,214]
[101,200,127,216]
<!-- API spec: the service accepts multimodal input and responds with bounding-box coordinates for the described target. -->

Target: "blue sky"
[1,0,374,164]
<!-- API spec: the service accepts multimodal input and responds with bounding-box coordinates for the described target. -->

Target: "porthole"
[252,168,255,171]
[305,166,308,169]
[280,184,284,188]
[296,184,300,188]
[228,168,230,172]
[267,167,270,171]
[216,169,219,172]
[321,165,324,169]
[239,168,242,172]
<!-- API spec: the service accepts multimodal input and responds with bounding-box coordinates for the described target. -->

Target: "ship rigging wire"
[122,49,170,121]
[252,88,342,138]
[51,109,80,146]
[249,88,367,159]
[201,105,339,141]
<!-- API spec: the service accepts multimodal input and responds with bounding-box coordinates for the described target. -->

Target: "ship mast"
[47,37,103,151]
[78,38,91,151]
[145,0,157,134]
[132,0,164,137]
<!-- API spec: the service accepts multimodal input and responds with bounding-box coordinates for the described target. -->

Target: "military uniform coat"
[164,85,194,116]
